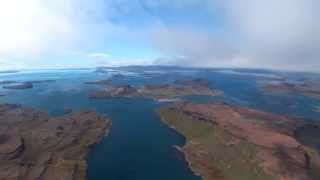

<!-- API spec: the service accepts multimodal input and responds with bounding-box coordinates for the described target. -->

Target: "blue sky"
[0,0,319,72]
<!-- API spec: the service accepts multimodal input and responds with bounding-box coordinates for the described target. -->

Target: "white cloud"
[88,53,109,59]
[147,0,320,72]
[0,58,24,70]
[0,0,319,72]
[0,0,119,60]
[0,0,76,57]
[97,58,153,67]
[225,0,320,71]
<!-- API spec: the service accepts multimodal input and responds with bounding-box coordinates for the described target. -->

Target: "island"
[85,79,111,85]
[158,102,320,180]
[0,104,111,180]
[0,70,19,74]
[175,78,211,87]
[25,80,56,84]
[313,106,320,113]
[3,82,33,89]
[89,79,222,101]
[263,80,320,100]
[2,80,55,90]
[0,81,18,85]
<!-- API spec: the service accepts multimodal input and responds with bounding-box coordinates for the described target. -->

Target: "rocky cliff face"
[0,104,111,180]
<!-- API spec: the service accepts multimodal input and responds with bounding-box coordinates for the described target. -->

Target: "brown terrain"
[0,104,111,180]
[89,79,221,100]
[264,80,320,99]
[158,102,320,180]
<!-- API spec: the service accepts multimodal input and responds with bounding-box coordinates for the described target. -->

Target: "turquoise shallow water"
[0,68,319,179]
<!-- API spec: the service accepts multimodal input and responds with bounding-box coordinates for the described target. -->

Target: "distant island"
[1,80,56,90]
[263,80,320,100]
[85,79,111,85]
[0,81,19,85]
[0,104,111,180]
[88,79,222,101]
[0,70,19,74]
[313,106,320,113]
[3,82,33,89]
[158,102,320,180]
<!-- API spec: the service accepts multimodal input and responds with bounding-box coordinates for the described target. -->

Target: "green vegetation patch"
[157,107,276,180]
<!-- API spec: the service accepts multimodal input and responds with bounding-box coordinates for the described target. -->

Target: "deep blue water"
[0,68,319,180]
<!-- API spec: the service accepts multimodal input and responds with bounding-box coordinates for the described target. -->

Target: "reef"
[158,102,320,180]
[0,104,111,180]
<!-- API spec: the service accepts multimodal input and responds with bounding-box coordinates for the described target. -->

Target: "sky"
[0,0,319,72]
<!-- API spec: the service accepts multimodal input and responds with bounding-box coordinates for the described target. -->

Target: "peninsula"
[158,102,320,180]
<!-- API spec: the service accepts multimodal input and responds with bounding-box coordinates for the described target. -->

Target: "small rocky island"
[313,106,320,113]
[158,102,320,180]
[89,79,221,101]
[85,79,111,85]
[263,80,320,99]
[0,81,19,85]
[1,80,55,90]
[0,104,111,180]
[3,82,33,89]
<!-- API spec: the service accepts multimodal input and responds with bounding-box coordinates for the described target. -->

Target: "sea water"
[0,68,319,180]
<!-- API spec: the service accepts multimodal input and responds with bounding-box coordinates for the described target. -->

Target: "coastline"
[156,103,320,180]
[157,112,206,180]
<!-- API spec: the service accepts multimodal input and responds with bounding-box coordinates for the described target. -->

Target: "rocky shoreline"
[0,104,111,180]
[158,102,320,180]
